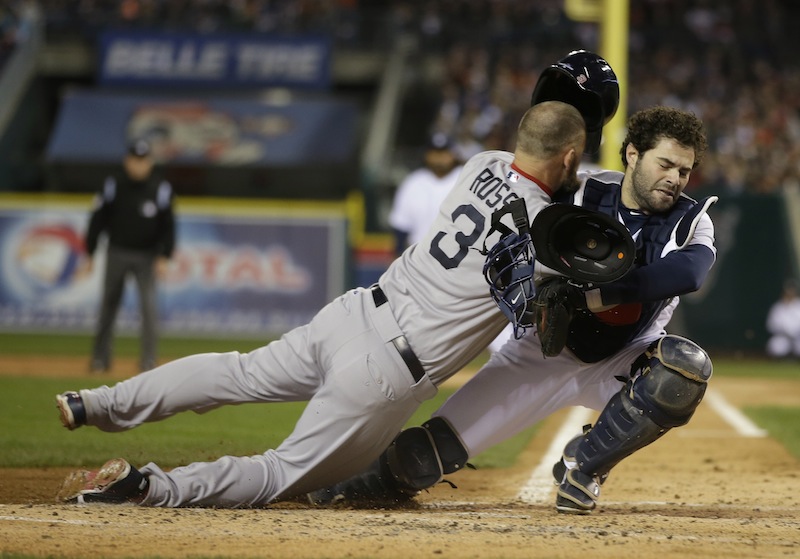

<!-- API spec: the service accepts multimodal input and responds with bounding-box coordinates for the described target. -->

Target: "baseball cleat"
[307,459,419,508]
[57,458,149,504]
[56,391,87,430]
[555,468,601,514]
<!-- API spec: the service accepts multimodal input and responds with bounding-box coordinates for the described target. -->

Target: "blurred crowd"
[0,0,37,69]
[14,0,800,194]
[420,0,800,195]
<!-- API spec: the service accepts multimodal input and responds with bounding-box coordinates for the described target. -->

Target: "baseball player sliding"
[54,52,617,508]
[309,106,717,514]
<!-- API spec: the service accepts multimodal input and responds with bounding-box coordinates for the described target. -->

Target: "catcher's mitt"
[534,276,586,357]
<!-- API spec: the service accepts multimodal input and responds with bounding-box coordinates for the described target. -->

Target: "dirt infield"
[1,357,799,559]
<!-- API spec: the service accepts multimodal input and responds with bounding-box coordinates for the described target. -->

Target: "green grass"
[744,406,800,458]
[0,332,269,358]
[708,357,800,379]
[1,333,797,472]
[0,374,536,470]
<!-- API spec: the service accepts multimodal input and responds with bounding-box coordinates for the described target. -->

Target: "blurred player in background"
[388,132,461,257]
[85,139,175,374]
[765,279,800,359]
[389,131,513,351]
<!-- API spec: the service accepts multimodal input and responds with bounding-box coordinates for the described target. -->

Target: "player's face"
[425,148,457,177]
[124,155,154,181]
[625,138,695,213]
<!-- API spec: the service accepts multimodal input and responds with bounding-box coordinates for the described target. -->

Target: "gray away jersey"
[379,150,553,384]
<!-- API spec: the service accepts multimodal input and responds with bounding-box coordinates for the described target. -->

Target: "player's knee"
[385,417,469,491]
[633,335,712,428]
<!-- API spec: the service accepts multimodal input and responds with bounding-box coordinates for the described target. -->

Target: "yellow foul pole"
[599,0,630,171]
[564,0,630,170]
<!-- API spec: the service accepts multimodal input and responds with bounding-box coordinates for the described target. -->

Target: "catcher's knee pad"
[573,335,712,477]
[633,335,712,427]
[385,417,469,491]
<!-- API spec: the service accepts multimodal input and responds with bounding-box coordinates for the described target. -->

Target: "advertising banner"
[0,200,347,336]
[46,91,358,166]
[97,30,331,89]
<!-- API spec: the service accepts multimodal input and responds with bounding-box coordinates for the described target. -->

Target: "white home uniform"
[765,294,800,357]
[76,150,554,507]
[433,299,679,456]
[389,165,463,246]
[432,171,717,457]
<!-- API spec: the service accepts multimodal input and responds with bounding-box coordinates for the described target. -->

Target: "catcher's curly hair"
[620,106,708,169]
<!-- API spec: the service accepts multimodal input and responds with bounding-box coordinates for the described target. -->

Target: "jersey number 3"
[429,204,485,269]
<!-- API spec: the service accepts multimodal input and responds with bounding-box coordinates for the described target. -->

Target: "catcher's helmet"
[482,199,537,339]
[531,50,620,154]
[531,204,635,284]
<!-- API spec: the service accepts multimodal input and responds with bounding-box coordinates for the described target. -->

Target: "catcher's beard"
[628,159,680,213]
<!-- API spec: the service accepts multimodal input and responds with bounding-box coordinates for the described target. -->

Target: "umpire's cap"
[531,50,620,155]
[427,132,453,152]
[127,139,152,158]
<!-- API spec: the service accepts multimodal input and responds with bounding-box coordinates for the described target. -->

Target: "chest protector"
[557,178,715,362]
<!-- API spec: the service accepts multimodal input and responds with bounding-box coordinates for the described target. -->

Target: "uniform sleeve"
[155,181,176,258]
[766,304,784,335]
[597,214,716,305]
[84,177,115,256]
[388,173,419,233]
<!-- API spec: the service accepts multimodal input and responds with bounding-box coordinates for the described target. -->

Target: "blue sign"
[0,202,347,336]
[46,91,358,165]
[97,30,331,89]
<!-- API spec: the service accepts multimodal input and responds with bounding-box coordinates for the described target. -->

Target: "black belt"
[371,285,425,383]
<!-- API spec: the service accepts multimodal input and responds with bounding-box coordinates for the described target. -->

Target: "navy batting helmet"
[531,50,620,154]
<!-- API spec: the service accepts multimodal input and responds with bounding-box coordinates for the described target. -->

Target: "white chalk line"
[516,406,593,504]
[0,514,100,526]
[4,501,795,530]
[702,388,768,437]
[516,387,768,504]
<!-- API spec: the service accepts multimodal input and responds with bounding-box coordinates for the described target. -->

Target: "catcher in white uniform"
[309,105,717,514]
[53,54,609,507]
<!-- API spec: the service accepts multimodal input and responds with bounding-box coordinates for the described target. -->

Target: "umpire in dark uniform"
[85,139,175,373]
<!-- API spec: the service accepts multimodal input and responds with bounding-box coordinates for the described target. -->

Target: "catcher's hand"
[534,277,587,357]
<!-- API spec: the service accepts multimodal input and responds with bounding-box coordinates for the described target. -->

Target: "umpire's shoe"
[57,458,149,505]
[56,392,87,430]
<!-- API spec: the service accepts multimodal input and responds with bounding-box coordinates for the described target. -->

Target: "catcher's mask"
[530,50,619,155]
[482,199,537,339]
[532,204,635,284]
